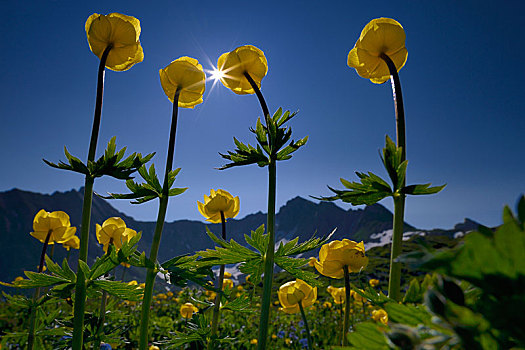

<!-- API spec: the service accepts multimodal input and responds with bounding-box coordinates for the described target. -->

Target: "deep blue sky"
[1,1,524,230]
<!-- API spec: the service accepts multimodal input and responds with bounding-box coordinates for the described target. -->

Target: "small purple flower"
[299,338,308,348]
[100,344,112,350]
[278,330,285,338]
[298,320,304,327]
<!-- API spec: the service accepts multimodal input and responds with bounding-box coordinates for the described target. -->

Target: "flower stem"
[343,266,351,346]
[380,53,407,302]
[299,302,313,350]
[257,160,276,350]
[71,44,112,350]
[27,230,52,350]
[209,211,227,349]
[242,71,276,350]
[138,87,181,350]
[243,72,270,120]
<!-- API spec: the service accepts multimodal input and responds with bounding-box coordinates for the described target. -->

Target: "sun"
[208,67,225,81]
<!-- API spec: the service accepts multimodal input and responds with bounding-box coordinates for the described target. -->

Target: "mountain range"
[0,188,479,285]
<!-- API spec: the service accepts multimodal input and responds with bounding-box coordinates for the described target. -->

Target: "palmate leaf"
[43,146,90,175]
[347,322,390,350]
[43,137,154,180]
[162,254,213,288]
[220,294,254,313]
[318,172,392,205]
[219,107,307,169]
[197,225,333,286]
[89,136,155,179]
[320,135,445,205]
[101,164,187,204]
[91,280,143,301]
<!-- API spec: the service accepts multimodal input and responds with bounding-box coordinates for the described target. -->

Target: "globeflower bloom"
[62,235,80,251]
[369,278,380,287]
[96,217,137,253]
[180,302,198,319]
[278,279,317,314]
[347,18,408,84]
[85,13,144,71]
[217,45,268,95]
[30,210,77,244]
[314,239,368,279]
[197,189,240,223]
[327,286,346,304]
[159,56,206,108]
[372,308,388,325]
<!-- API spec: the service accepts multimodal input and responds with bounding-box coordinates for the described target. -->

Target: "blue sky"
[1,0,523,230]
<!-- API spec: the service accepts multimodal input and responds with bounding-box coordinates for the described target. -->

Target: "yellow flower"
[149,346,160,350]
[308,257,316,267]
[347,18,408,84]
[372,308,388,325]
[128,280,138,286]
[167,291,174,298]
[327,286,346,304]
[271,334,277,339]
[314,239,368,279]
[30,210,76,244]
[62,235,80,251]
[351,289,365,303]
[198,189,240,223]
[369,279,380,287]
[323,301,333,308]
[180,302,198,319]
[85,13,144,71]
[96,217,137,253]
[250,339,258,345]
[277,279,317,314]
[222,278,234,290]
[159,56,205,108]
[224,271,232,278]
[285,338,291,345]
[121,262,131,268]
[217,45,268,95]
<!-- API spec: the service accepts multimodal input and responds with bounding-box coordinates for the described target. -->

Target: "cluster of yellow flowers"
[85,13,272,110]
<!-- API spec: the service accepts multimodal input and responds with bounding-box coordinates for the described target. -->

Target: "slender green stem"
[339,299,343,345]
[93,289,108,349]
[27,230,52,350]
[242,70,276,350]
[257,160,276,350]
[380,53,407,301]
[343,266,351,346]
[209,211,227,349]
[243,72,270,120]
[71,44,112,350]
[299,302,313,350]
[138,87,181,350]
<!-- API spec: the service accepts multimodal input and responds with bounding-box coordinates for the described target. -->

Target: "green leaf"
[401,183,446,195]
[244,225,268,253]
[17,271,70,288]
[91,280,143,301]
[89,137,154,180]
[275,256,322,286]
[384,302,431,326]
[347,322,390,349]
[319,172,392,205]
[220,295,254,313]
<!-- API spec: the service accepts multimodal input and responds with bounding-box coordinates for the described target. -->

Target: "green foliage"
[162,254,213,288]
[197,225,333,287]
[344,195,525,350]
[321,135,445,205]
[43,136,154,180]
[219,108,308,169]
[101,164,187,204]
